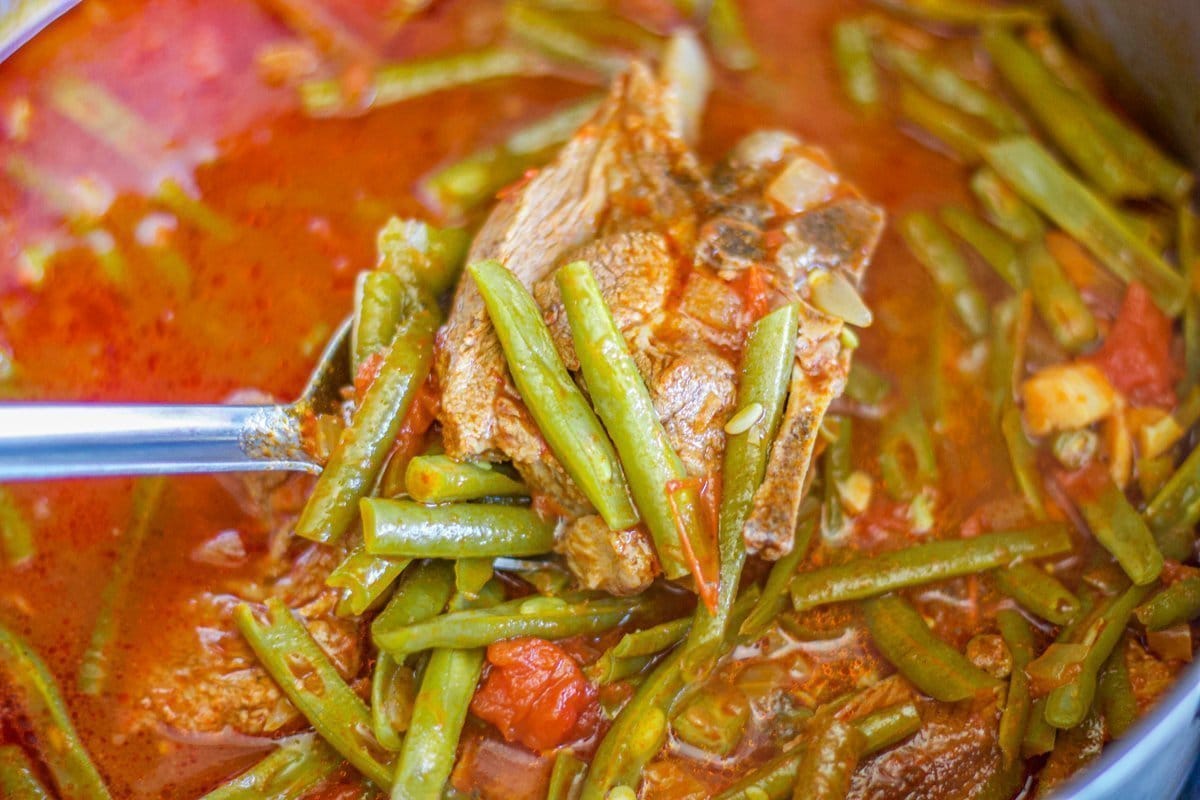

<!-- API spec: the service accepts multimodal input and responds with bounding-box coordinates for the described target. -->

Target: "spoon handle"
[0,404,321,481]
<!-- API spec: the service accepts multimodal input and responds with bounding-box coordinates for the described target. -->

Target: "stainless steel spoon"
[0,317,351,481]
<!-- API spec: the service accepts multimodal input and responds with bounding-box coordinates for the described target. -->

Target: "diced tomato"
[470,638,598,752]
[387,378,439,466]
[1088,282,1178,408]
[1056,461,1109,505]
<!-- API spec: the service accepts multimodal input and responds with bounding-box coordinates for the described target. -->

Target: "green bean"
[673,685,750,756]
[370,560,456,646]
[704,0,758,70]
[1022,25,1093,92]
[370,655,412,752]
[296,308,439,544]
[1022,697,1056,757]
[970,168,1044,244]
[557,260,711,582]
[877,401,938,501]
[361,499,554,559]
[375,593,645,657]
[470,259,639,531]
[328,544,410,618]
[987,293,1031,415]
[1035,711,1105,798]
[741,507,817,640]
[899,83,993,165]
[1145,443,1200,560]
[845,360,891,408]
[791,524,1071,613]
[1023,237,1097,352]
[983,29,1151,199]
[403,455,526,503]
[864,594,1000,702]
[882,40,1025,134]
[352,270,405,371]
[899,211,989,337]
[1074,475,1163,586]
[791,716,864,800]
[821,416,853,539]
[993,562,1079,626]
[682,303,799,674]
[1181,208,1200,395]
[1044,583,1152,729]
[586,652,656,685]
[199,734,343,800]
[48,75,170,173]
[999,405,1047,520]
[0,623,112,799]
[1135,577,1200,631]
[424,97,600,217]
[153,178,236,242]
[547,750,587,800]
[234,598,394,788]
[995,610,1034,767]
[832,19,880,109]
[615,617,692,659]
[392,581,504,799]
[940,205,1025,290]
[984,137,1186,315]
[300,47,534,116]
[505,1,628,75]
[0,486,34,567]
[1096,635,1136,738]
[78,476,165,695]
[714,702,921,800]
[0,746,52,800]
[869,0,1046,26]
[376,217,470,298]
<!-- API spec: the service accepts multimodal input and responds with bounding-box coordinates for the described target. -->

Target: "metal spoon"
[0,316,351,481]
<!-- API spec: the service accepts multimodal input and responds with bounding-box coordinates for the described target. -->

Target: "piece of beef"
[557,514,660,596]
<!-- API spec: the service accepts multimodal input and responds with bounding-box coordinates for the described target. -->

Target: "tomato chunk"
[1088,282,1178,408]
[470,637,597,752]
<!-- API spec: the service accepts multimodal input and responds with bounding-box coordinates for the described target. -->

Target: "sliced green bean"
[845,360,891,408]
[877,401,938,501]
[970,168,1044,244]
[714,702,921,800]
[996,609,1033,767]
[1074,475,1163,586]
[882,40,1025,134]
[328,543,410,618]
[987,292,1030,415]
[672,685,750,756]
[370,560,456,646]
[376,217,470,298]
[791,716,864,800]
[370,654,412,752]
[1023,697,1056,758]
[870,0,1046,26]
[682,303,799,675]
[375,593,645,657]
[941,205,1025,290]
[505,1,628,75]
[391,581,504,800]
[1023,237,1097,353]
[558,260,711,581]
[0,746,52,800]
[469,259,639,531]
[424,97,600,217]
[301,47,534,116]
[78,476,165,695]
[0,486,34,567]
[234,598,394,788]
[865,594,1000,702]
[983,29,1151,199]
[993,562,1079,625]
[296,307,439,544]
[547,750,587,800]
[616,617,692,659]
[999,405,1047,520]
[822,416,853,538]
[899,83,994,165]
[899,211,989,337]
[0,623,112,799]
[586,652,656,685]
[403,454,526,503]
[1135,577,1200,631]
[362,499,554,559]
[705,0,758,70]
[153,178,236,242]
[741,509,818,639]
[832,19,880,109]
[984,137,1186,315]
[352,270,405,371]
[1145,443,1200,560]
[1044,583,1152,729]
[199,734,343,800]
[48,75,169,173]
[1096,635,1136,738]
[791,524,1072,612]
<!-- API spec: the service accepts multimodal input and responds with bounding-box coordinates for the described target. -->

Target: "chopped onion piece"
[1021,362,1117,436]
[809,268,873,327]
[767,155,838,214]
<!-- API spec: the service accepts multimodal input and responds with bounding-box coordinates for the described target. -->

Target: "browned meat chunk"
[556,515,659,596]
